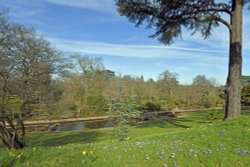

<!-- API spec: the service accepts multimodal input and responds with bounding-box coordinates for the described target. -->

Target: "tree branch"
[214,16,231,30]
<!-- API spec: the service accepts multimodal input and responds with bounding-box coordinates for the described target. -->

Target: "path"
[24,107,221,126]
[24,115,115,126]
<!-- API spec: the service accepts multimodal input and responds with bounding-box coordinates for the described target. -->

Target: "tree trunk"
[225,0,243,119]
[0,124,25,149]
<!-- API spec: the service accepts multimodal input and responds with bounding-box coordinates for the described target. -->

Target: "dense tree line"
[46,56,225,119]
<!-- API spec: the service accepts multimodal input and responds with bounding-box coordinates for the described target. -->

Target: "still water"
[53,119,115,132]
[52,112,171,132]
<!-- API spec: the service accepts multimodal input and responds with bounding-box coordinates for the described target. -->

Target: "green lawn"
[0,108,250,167]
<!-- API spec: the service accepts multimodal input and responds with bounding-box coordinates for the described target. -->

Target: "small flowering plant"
[82,150,87,155]
[124,136,130,141]
[81,149,98,165]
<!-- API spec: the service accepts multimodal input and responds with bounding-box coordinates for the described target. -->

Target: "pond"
[50,112,175,132]
[53,118,116,132]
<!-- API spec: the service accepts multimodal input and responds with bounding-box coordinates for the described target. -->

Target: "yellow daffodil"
[125,137,130,141]
[82,150,87,155]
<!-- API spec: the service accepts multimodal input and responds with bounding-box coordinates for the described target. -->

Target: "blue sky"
[0,0,249,84]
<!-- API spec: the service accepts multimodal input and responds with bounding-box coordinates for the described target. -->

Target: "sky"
[0,0,249,85]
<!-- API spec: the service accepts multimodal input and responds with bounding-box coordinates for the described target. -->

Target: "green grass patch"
[1,108,250,167]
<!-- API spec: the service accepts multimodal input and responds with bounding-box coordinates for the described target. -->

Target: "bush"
[0,150,25,167]
[64,103,78,111]
[204,109,222,122]
[200,91,216,108]
[140,102,161,112]
[109,89,139,140]
[87,95,109,114]
[242,84,250,105]
[159,95,176,110]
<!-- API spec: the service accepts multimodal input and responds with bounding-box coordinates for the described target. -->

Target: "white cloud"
[1,0,43,17]
[45,0,116,13]
[48,37,230,85]
[48,38,228,60]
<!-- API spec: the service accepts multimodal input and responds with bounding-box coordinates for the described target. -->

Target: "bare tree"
[70,55,104,114]
[0,11,62,149]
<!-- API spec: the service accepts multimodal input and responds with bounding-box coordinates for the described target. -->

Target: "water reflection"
[52,113,173,132]
[54,119,115,132]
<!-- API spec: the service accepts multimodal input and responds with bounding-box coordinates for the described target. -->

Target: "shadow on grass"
[0,129,109,149]
[132,118,190,129]
[132,110,226,130]
[167,119,191,128]
[26,130,106,147]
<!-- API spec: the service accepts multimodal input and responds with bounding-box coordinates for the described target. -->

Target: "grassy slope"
[0,108,250,167]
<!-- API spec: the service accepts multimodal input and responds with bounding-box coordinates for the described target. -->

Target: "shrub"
[109,88,139,140]
[242,84,250,105]
[204,109,222,122]
[0,150,25,167]
[87,95,108,114]
[200,91,216,108]
[140,102,161,112]
[159,95,176,110]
